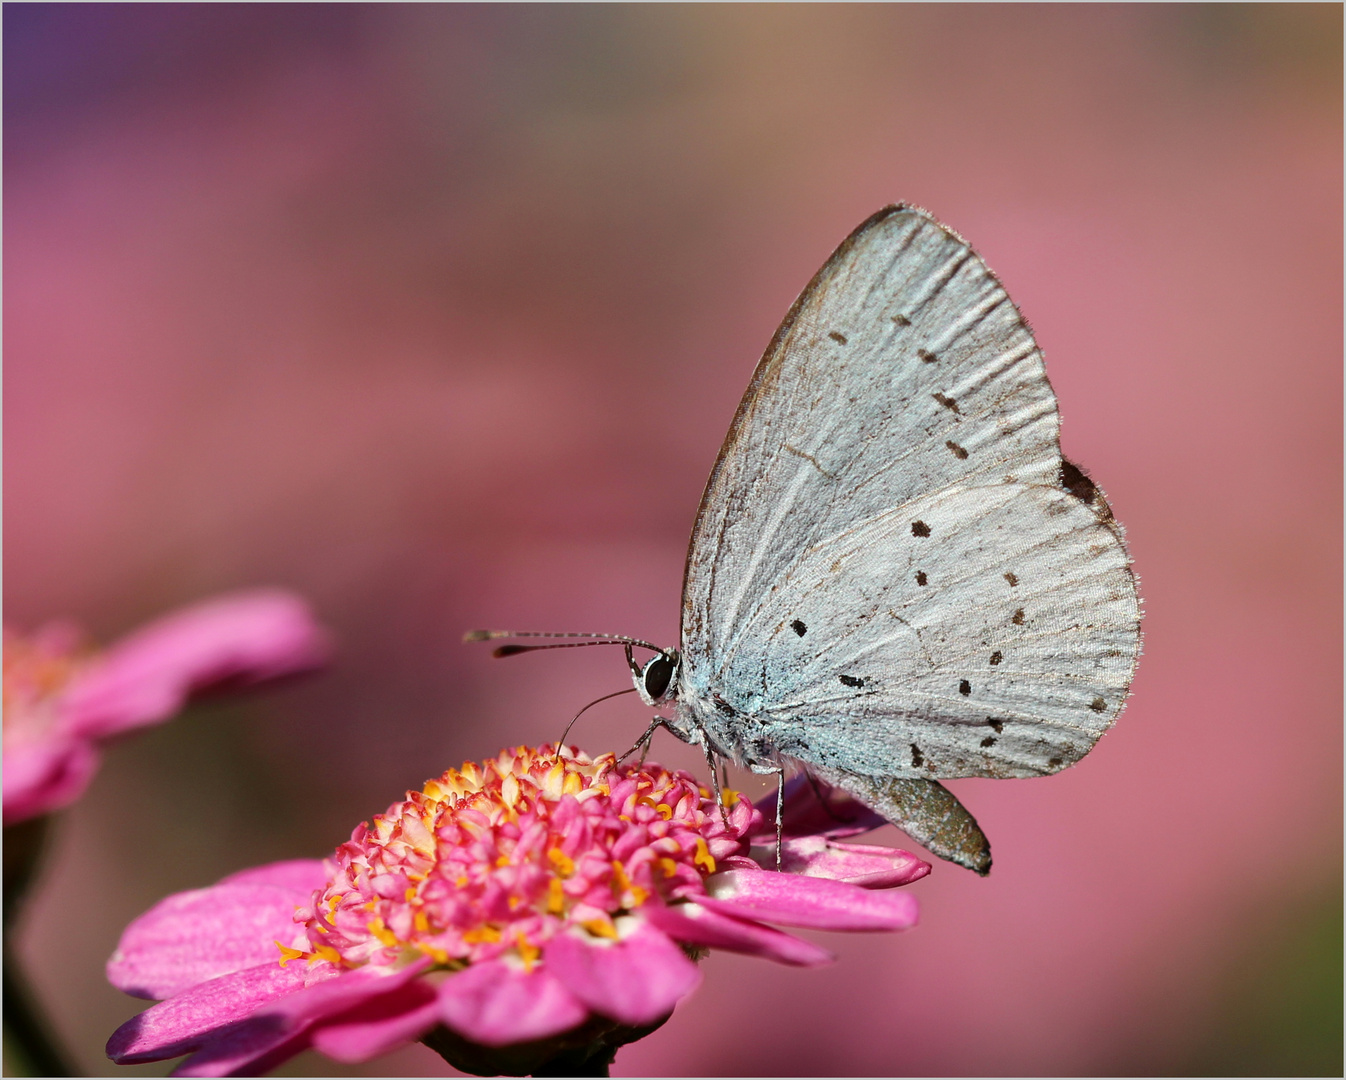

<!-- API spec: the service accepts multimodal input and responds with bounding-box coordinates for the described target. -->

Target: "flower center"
[286,744,754,972]
[2,627,91,745]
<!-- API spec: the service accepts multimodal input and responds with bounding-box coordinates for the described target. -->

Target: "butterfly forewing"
[678,205,1140,784]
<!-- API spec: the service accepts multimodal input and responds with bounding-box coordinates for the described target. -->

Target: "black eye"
[643,656,674,700]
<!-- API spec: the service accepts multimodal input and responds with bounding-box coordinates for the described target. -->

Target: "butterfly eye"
[641,654,677,701]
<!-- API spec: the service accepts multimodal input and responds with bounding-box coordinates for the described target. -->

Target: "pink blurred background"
[5,5,1341,1076]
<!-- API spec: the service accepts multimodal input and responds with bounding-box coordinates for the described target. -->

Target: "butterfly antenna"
[556,686,639,748]
[463,630,664,658]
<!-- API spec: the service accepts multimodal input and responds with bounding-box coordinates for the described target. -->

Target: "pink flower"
[106,746,929,1076]
[3,590,330,825]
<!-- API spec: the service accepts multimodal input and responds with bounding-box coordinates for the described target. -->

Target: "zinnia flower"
[106,744,928,1076]
[3,590,329,825]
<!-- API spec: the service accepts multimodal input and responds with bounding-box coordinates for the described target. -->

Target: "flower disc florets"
[290,744,760,973]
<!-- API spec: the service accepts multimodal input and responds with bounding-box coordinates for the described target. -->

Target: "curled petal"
[701,869,920,931]
[1,735,99,824]
[310,980,440,1063]
[258,957,432,1025]
[106,962,315,1064]
[63,590,329,740]
[766,836,932,888]
[643,901,833,967]
[753,775,886,840]
[545,925,700,1026]
[438,960,588,1047]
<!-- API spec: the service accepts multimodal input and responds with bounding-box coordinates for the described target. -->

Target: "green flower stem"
[4,941,80,1077]
[3,816,80,1076]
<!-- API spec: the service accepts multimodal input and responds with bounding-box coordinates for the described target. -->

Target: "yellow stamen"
[516,933,539,972]
[414,911,430,933]
[655,803,674,820]
[548,877,566,915]
[694,837,716,874]
[548,848,575,876]
[657,856,679,878]
[367,917,399,948]
[463,925,501,944]
[583,917,618,939]
[312,943,342,965]
[275,942,306,967]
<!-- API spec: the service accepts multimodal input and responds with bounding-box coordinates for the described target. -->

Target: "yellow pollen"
[612,861,633,893]
[496,854,511,868]
[404,886,418,903]
[312,944,341,965]
[508,895,521,910]
[548,848,575,876]
[463,925,501,945]
[694,837,716,874]
[547,877,566,915]
[275,942,306,967]
[414,911,430,933]
[419,943,450,965]
[657,856,679,878]
[516,933,539,972]
[655,803,674,820]
[722,788,740,806]
[455,876,469,888]
[583,917,618,939]
[367,917,399,948]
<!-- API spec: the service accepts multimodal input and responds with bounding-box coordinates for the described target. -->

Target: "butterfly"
[469,205,1141,874]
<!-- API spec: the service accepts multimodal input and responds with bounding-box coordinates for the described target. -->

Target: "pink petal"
[219,859,329,894]
[771,836,932,888]
[108,883,312,1000]
[309,981,440,1063]
[752,775,886,840]
[438,960,587,1047]
[700,869,920,931]
[258,957,432,1026]
[544,925,701,1026]
[643,901,834,967]
[62,590,329,740]
[168,962,430,1076]
[107,962,315,1064]
[1,735,99,824]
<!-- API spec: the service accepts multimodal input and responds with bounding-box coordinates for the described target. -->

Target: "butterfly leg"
[618,715,681,764]
[773,766,786,870]
[699,739,732,830]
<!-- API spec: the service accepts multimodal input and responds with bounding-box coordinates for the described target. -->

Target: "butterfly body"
[663,205,1139,872]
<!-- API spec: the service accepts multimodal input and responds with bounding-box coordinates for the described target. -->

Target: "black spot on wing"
[980,736,997,748]
[1089,697,1107,712]
[958,679,972,696]
[838,674,865,688]
[945,440,969,460]
[892,313,911,327]
[1011,608,1025,625]
[1061,458,1114,521]
[828,330,848,344]
[986,717,1004,733]
[790,619,807,637]
[910,744,924,767]
[932,392,960,414]
[915,571,928,586]
[989,650,1002,665]
[911,520,931,537]
[1048,756,1063,768]
[917,348,938,363]
[1004,572,1019,586]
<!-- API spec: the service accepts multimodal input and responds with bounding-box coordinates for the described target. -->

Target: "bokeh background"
[5,4,1341,1076]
